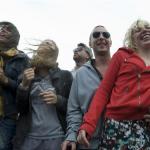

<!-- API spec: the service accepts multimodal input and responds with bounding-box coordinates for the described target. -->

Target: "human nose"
[98,33,106,40]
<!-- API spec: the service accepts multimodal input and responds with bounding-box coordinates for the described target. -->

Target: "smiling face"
[132,21,150,51]
[89,26,112,55]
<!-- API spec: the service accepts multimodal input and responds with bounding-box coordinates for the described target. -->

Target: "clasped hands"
[21,68,57,104]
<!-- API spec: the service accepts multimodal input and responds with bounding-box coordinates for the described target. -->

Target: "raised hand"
[21,68,35,88]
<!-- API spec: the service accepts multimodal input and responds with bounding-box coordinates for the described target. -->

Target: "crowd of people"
[0,19,150,150]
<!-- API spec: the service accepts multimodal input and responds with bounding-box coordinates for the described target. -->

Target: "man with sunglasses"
[62,25,112,150]
[72,43,93,78]
[0,21,29,150]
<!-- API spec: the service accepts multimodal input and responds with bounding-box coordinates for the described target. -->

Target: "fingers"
[144,107,150,122]
[144,114,150,122]
[22,68,35,87]
[39,91,57,104]
[0,67,3,73]
[61,141,76,150]
[0,67,8,83]
[39,90,54,95]
[77,130,90,148]
[23,68,35,80]
[0,67,4,76]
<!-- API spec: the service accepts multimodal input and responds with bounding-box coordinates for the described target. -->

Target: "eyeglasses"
[0,25,11,33]
[92,31,110,39]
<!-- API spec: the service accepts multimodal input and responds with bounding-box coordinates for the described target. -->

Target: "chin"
[99,48,109,52]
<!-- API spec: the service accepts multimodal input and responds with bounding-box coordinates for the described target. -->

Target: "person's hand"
[144,107,150,122]
[61,140,76,150]
[39,90,57,104]
[77,130,90,148]
[21,68,35,88]
[0,67,8,84]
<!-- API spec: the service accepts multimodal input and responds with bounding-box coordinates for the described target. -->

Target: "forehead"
[93,26,107,32]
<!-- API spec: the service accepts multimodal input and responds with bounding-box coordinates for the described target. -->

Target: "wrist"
[0,76,9,85]
[19,82,30,90]
[4,77,8,84]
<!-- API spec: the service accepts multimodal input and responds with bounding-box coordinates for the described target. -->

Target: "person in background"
[71,43,93,77]
[0,21,29,150]
[78,19,150,149]
[62,25,112,150]
[13,39,73,150]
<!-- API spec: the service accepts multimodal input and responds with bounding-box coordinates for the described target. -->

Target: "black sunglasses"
[92,31,110,39]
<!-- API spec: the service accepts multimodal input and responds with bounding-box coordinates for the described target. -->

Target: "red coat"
[80,47,150,137]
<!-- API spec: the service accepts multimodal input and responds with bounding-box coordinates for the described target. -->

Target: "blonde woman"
[13,40,72,150]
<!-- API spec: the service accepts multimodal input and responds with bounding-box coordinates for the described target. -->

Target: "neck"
[75,59,88,70]
[137,47,150,56]
[136,48,150,66]
[94,52,111,77]
[95,52,111,67]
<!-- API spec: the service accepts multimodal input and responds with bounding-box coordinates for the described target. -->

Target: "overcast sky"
[0,0,150,70]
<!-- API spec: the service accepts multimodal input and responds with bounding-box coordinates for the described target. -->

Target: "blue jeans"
[0,118,16,150]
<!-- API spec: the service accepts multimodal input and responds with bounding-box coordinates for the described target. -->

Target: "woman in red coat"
[77,19,150,149]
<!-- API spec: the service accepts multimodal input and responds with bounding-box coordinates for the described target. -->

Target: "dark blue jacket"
[2,51,29,116]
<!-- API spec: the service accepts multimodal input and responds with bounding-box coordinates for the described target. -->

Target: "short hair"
[77,42,93,58]
[0,21,20,47]
[123,19,150,50]
[77,43,86,47]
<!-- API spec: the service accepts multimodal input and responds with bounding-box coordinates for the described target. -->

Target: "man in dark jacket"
[0,21,29,150]
[13,39,72,150]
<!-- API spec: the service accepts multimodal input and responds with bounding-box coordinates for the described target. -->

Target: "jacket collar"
[118,47,150,71]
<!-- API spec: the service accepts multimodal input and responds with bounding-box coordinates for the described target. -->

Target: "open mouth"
[141,33,150,40]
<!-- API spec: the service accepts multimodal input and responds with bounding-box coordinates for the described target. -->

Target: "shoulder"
[116,47,134,57]
[111,47,134,62]
[76,62,94,75]
[59,68,72,75]
[15,50,30,61]
[56,68,73,80]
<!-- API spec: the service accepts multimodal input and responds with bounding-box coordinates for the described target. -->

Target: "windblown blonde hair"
[123,19,150,50]
[30,39,59,68]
